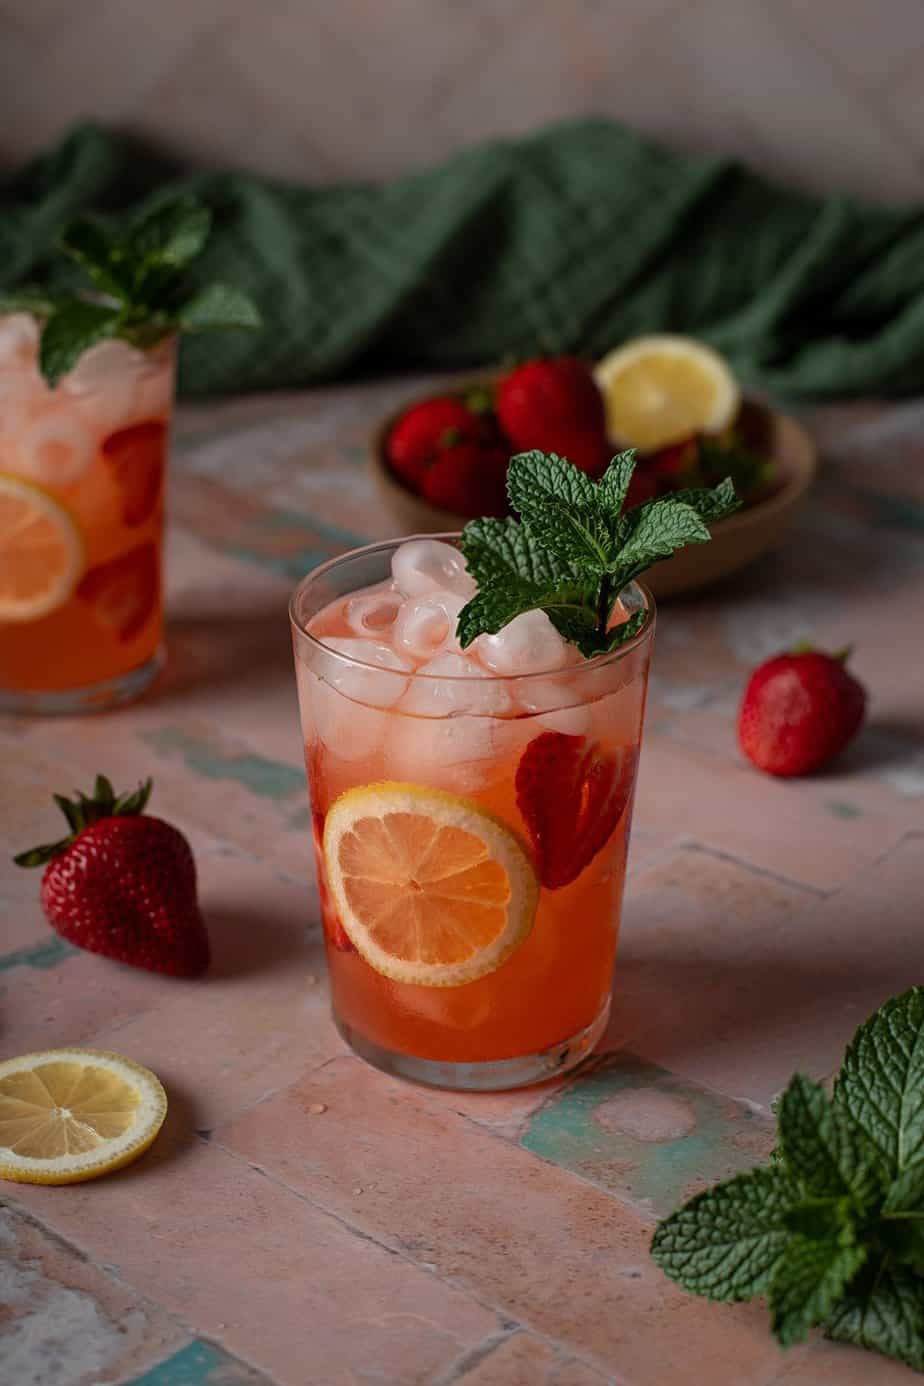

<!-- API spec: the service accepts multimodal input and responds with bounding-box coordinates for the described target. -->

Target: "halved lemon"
[0,473,83,621]
[594,335,740,450]
[323,782,538,986]
[0,1048,167,1185]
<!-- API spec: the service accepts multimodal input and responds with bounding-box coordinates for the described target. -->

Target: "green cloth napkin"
[3,120,924,398]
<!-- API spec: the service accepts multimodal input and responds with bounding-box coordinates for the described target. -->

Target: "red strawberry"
[645,436,699,484]
[497,358,609,475]
[738,648,867,777]
[77,543,159,642]
[14,776,209,976]
[516,732,638,889]
[102,420,167,526]
[311,810,354,952]
[623,466,659,510]
[387,397,485,490]
[420,442,509,517]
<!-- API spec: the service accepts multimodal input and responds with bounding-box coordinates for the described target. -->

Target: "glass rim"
[289,533,655,683]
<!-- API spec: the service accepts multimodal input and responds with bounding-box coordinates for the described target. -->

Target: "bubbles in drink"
[392,591,465,660]
[474,609,568,675]
[391,538,476,599]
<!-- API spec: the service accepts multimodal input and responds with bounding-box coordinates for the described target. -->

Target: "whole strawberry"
[738,648,867,777]
[420,441,509,517]
[15,776,209,976]
[497,358,609,476]
[386,396,485,490]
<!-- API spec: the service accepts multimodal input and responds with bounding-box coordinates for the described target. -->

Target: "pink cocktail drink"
[291,537,654,1090]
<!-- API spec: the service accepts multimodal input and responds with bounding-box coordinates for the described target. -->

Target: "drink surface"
[296,539,651,1066]
[0,314,173,695]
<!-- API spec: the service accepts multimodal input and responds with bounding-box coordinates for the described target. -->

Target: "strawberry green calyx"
[14,775,153,868]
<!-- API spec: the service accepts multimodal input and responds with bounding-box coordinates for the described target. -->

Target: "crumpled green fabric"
[3,120,924,398]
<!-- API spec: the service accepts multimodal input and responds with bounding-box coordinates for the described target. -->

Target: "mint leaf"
[779,1074,881,1208]
[179,283,262,332]
[884,1162,924,1216]
[60,216,129,300]
[597,451,637,520]
[826,1260,924,1371]
[39,302,122,386]
[506,451,612,571]
[667,476,741,522]
[834,986,924,1181]
[461,517,573,591]
[0,284,60,316]
[610,498,711,584]
[769,1236,867,1347]
[651,1167,798,1301]
[782,1197,853,1241]
[128,196,212,272]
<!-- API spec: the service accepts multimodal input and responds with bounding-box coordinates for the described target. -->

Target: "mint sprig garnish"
[652,987,924,1372]
[457,450,739,658]
[0,195,260,385]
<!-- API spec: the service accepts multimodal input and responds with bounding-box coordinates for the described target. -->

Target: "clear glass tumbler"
[291,537,654,1091]
[0,314,175,713]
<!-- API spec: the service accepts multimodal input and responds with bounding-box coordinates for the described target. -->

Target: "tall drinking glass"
[291,537,654,1091]
[0,314,175,713]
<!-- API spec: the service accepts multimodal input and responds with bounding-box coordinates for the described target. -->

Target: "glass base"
[0,650,164,716]
[334,998,610,1092]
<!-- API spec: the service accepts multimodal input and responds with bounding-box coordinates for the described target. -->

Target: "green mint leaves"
[652,988,924,1372]
[457,451,739,658]
[1,195,260,385]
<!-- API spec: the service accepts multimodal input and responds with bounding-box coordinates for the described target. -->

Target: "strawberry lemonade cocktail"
[0,313,174,713]
[291,537,654,1090]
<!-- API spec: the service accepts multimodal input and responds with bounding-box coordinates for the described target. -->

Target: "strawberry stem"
[13,775,154,869]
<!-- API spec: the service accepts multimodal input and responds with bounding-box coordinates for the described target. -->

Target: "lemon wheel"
[323,782,538,987]
[0,473,84,621]
[594,335,740,450]
[0,1048,167,1185]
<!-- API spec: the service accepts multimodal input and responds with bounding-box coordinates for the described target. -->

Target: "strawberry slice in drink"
[77,543,159,643]
[516,732,638,889]
[311,810,355,951]
[101,420,167,527]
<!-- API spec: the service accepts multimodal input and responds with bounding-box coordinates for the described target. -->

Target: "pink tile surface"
[217,1057,787,1384]
[2,386,922,1385]
[9,1136,498,1386]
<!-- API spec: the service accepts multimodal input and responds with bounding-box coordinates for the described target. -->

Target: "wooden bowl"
[370,391,817,600]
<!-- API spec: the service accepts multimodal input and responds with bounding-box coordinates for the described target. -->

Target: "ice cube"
[392,592,466,661]
[515,678,592,736]
[474,610,569,676]
[400,651,513,718]
[317,636,411,708]
[297,661,388,764]
[0,313,39,370]
[344,590,402,637]
[391,538,476,599]
[16,406,95,486]
[62,339,147,433]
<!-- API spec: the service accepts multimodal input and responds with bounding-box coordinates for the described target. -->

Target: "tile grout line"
[676,838,831,898]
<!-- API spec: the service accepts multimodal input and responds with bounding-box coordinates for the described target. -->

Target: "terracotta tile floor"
[2,381,922,1384]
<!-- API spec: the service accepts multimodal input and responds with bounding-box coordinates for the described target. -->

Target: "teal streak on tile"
[845,485,924,535]
[522,1052,773,1218]
[143,728,304,802]
[226,507,367,580]
[125,1339,273,1385]
[0,934,75,972]
[226,546,329,581]
[827,800,862,819]
[253,508,365,548]
[286,804,314,831]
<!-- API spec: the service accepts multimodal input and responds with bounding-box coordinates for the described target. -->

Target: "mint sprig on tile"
[652,987,924,1372]
[0,195,260,385]
[457,450,739,658]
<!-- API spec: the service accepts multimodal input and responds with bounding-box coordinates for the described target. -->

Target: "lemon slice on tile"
[0,473,84,621]
[594,335,740,450]
[0,1048,167,1185]
[323,782,538,987]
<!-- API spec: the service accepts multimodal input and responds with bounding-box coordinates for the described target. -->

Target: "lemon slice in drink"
[0,473,83,621]
[0,1048,167,1185]
[323,782,538,987]
[594,335,740,450]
